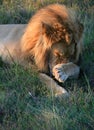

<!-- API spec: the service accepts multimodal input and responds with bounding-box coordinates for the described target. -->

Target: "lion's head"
[21,4,84,73]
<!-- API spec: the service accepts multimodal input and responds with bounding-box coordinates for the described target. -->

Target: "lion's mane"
[21,4,84,72]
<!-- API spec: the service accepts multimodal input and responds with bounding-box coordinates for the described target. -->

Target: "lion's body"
[0,24,26,63]
[0,4,84,96]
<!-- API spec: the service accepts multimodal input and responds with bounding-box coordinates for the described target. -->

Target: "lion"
[0,4,84,97]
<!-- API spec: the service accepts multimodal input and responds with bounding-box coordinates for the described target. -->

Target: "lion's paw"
[52,62,80,83]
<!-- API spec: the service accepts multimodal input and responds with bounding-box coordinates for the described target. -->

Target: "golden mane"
[21,4,83,72]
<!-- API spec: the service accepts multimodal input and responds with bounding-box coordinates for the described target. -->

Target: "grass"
[0,0,94,130]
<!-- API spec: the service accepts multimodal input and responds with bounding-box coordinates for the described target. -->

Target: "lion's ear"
[42,22,54,36]
[65,33,72,45]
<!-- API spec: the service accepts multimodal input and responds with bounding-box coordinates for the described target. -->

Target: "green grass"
[0,64,94,130]
[0,0,94,130]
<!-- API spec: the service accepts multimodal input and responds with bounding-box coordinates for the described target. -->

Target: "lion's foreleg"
[39,73,69,97]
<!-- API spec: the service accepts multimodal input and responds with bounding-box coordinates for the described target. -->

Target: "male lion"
[0,4,84,97]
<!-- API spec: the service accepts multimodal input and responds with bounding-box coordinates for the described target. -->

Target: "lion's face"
[42,22,84,71]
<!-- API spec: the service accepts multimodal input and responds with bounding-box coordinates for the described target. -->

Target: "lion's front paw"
[52,62,80,83]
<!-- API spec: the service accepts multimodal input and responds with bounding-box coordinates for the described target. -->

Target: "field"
[0,0,94,130]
